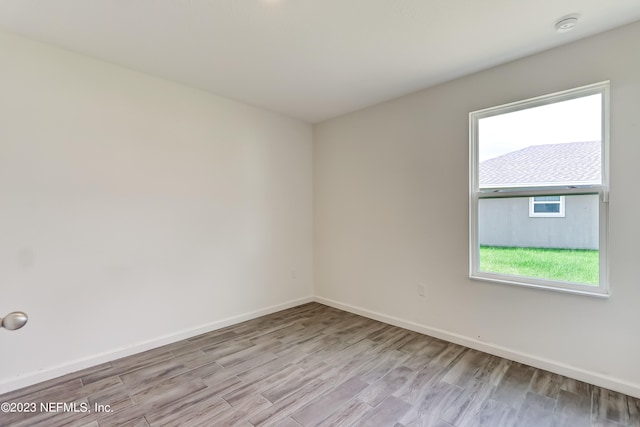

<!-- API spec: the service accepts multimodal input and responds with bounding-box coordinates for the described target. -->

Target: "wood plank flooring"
[1,302,638,427]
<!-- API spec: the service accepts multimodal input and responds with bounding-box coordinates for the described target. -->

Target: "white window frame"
[529,196,565,218]
[469,81,610,297]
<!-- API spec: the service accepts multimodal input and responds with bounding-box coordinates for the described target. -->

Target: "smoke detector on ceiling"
[555,16,579,33]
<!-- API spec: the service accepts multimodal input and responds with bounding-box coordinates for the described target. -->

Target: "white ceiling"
[1,1,639,123]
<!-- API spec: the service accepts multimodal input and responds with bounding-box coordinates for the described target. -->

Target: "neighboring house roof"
[479,141,601,186]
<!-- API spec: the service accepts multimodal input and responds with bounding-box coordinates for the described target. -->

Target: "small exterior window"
[469,81,609,297]
[529,196,565,217]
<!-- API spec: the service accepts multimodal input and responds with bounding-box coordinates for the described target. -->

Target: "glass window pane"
[478,194,599,285]
[478,94,602,189]
[534,203,560,213]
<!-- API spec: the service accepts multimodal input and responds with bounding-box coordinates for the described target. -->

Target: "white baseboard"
[314,296,640,399]
[0,296,314,395]
[4,295,638,400]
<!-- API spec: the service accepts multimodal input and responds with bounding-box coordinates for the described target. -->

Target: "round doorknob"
[1,311,28,330]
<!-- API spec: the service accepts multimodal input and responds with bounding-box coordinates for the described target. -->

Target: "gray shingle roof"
[479,141,601,186]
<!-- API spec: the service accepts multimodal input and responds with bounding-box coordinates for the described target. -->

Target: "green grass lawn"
[479,246,599,285]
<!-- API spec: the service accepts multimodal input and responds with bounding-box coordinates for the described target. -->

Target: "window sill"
[470,273,610,298]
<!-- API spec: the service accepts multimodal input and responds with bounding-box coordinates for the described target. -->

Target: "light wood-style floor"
[1,302,638,427]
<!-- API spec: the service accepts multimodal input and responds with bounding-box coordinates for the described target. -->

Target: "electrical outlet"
[417,283,426,297]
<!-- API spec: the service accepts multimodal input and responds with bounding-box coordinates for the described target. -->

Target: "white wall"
[0,31,313,393]
[314,21,640,397]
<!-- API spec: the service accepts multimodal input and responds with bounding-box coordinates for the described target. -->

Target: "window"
[469,82,609,296]
[529,196,565,217]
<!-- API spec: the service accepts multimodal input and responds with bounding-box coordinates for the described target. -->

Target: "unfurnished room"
[1,1,639,426]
